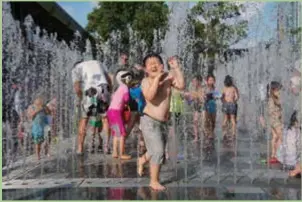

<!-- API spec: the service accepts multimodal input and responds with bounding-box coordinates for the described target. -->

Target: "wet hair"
[193,74,203,82]
[206,74,216,81]
[266,81,282,100]
[143,53,164,67]
[288,110,299,130]
[120,52,128,57]
[224,75,233,87]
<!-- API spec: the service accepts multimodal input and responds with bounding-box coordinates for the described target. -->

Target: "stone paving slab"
[225,186,265,194]
[79,178,149,188]
[2,178,85,189]
[240,168,289,181]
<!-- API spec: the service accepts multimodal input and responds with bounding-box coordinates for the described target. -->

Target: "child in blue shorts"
[203,91,220,155]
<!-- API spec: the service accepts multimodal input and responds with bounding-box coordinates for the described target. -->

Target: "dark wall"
[9,2,96,56]
[10,2,74,43]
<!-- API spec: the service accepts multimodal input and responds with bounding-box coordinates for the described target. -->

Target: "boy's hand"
[155,71,168,80]
[158,73,174,86]
[156,72,168,85]
[168,56,180,69]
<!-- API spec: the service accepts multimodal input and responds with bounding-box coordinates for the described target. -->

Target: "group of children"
[188,75,300,170]
[171,71,301,177]
[186,74,239,147]
[19,52,300,191]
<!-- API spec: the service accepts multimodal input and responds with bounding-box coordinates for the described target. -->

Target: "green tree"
[86,2,169,50]
[290,27,302,52]
[189,2,248,73]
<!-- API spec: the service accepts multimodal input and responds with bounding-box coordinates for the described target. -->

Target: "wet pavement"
[3,186,301,200]
[2,115,301,200]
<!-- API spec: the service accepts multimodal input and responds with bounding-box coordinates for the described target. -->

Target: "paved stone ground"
[2,113,301,200]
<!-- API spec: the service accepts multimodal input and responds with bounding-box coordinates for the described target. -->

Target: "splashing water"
[2,2,301,198]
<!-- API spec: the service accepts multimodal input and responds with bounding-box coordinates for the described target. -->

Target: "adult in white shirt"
[72,60,111,155]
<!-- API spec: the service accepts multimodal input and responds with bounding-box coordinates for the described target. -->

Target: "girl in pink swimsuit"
[107,70,133,160]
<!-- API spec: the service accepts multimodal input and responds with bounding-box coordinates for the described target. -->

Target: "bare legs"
[112,136,131,160]
[203,112,216,154]
[35,144,41,160]
[193,112,199,142]
[91,126,103,152]
[102,116,111,153]
[35,141,49,160]
[119,136,131,160]
[137,153,150,176]
[222,114,236,138]
[126,112,139,135]
[77,118,88,153]
[137,153,166,191]
[271,125,282,159]
[149,164,165,191]
[112,136,119,158]
[230,114,236,137]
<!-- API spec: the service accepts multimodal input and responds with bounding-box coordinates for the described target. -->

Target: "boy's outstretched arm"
[168,57,185,90]
[171,68,185,90]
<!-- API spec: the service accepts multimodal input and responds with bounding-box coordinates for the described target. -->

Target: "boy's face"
[145,57,164,78]
[207,77,215,86]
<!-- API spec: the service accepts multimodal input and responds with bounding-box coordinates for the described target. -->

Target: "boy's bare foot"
[120,154,131,160]
[289,169,301,177]
[112,153,118,158]
[149,182,166,191]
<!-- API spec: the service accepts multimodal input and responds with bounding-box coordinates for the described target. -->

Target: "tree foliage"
[289,27,302,52]
[86,2,169,50]
[189,2,248,57]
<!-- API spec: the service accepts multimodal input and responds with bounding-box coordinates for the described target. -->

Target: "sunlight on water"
[2,2,301,200]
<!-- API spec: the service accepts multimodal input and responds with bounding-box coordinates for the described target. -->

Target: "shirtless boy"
[137,53,185,191]
[222,75,239,138]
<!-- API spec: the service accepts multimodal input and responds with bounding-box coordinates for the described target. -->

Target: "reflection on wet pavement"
[3,133,301,200]
[3,186,301,200]
[3,114,301,200]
